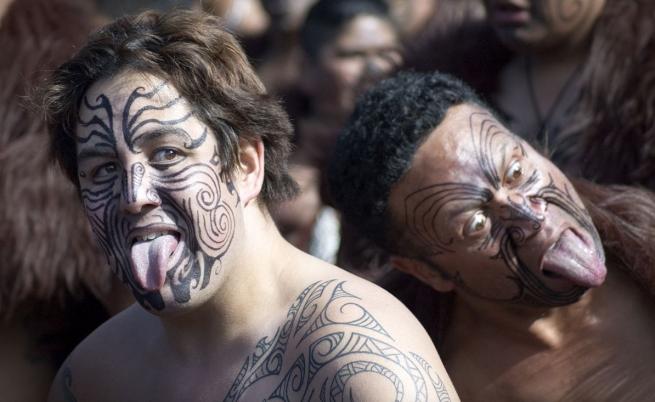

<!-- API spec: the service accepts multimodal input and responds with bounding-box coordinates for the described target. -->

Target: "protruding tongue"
[130,234,178,291]
[541,229,607,288]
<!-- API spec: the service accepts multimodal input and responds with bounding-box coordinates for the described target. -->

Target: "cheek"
[157,170,236,258]
[542,0,596,35]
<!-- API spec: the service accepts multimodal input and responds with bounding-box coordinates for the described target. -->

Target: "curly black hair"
[327,71,486,254]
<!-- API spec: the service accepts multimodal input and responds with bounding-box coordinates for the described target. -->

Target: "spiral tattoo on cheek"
[153,162,237,303]
[76,82,238,310]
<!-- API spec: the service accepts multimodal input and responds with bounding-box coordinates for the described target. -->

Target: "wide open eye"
[93,162,118,180]
[505,160,523,184]
[464,211,489,237]
[151,147,185,166]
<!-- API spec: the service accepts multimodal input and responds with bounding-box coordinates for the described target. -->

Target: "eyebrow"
[132,126,202,149]
[132,126,191,145]
[446,200,481,221]
[77,146,116,161]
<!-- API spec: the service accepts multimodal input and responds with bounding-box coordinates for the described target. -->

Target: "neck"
[528,43,588,73]
[452,290,596,349]
[158,204,298,361]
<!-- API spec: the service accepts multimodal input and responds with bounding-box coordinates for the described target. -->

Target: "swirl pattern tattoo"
[403,112,601,306]
[223,280,451,401]
[77,81,236,310]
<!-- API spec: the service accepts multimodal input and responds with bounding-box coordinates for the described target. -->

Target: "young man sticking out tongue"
[329,71,655,402]
[43,10,458,402]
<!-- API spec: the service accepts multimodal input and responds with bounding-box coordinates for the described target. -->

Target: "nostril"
[529,196,547,213]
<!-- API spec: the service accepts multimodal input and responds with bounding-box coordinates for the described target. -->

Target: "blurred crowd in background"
[1,0,653,401]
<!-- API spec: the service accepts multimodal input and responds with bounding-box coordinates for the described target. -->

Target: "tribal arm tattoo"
[222,280,452,402]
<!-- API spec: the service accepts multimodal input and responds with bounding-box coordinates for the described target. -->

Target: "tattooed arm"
[223,279,458,401]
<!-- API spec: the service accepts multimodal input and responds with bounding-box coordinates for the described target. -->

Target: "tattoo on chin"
[78,82,236,310]
[223,280,451,401]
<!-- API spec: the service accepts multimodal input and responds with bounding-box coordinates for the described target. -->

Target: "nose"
[363,57,387,81]
[120,162,160,214]
[492,190,547,244]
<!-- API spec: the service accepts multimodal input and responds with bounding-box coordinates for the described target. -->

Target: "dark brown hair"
[576,0,655,188]
[41,9,297,206]
[0,0,112,318]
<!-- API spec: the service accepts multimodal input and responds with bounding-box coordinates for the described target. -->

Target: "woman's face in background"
[314,14,402,119]
[484,0,605,53]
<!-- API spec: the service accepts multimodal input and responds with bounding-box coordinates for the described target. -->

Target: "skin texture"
[390,103,655,401]
[48,71,459,402]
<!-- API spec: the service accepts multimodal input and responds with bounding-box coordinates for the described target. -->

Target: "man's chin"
[519,285,589,308]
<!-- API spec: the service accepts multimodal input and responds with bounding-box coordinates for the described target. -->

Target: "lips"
[127,226,181,291]
[489,1,531,26]
[540,229,607,288]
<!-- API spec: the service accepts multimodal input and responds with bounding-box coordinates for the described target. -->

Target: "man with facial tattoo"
[329,71,655,401]
[41,10,458,402]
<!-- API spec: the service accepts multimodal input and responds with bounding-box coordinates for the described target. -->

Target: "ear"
[236,137,265,207]
[390,255,456,293]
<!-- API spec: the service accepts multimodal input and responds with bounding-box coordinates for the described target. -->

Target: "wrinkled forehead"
[409,103,529,184]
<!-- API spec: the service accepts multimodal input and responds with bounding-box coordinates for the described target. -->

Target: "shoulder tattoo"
[223,280,452,401]
[62,366,78,402]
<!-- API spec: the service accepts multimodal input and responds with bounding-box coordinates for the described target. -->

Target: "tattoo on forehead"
[78,94,115,146]
[469,112,526,190]
[223,280,452,401]
[78,80,198,152]
[402,111,600,306]
[122,82,191,151]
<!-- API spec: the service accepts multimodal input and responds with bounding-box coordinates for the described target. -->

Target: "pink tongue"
[130,234,178,291]
[542,230,607,288]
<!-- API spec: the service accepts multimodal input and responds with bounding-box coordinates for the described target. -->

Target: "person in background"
[0,1,132,401]
[254,0,318,96]
[272,0,402,267]
[201,0,269,39]
[329,71,655,401]
[483,0,605,172]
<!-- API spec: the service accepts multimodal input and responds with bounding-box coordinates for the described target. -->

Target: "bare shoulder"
[47,305,153,402]
[226,259,459,401]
